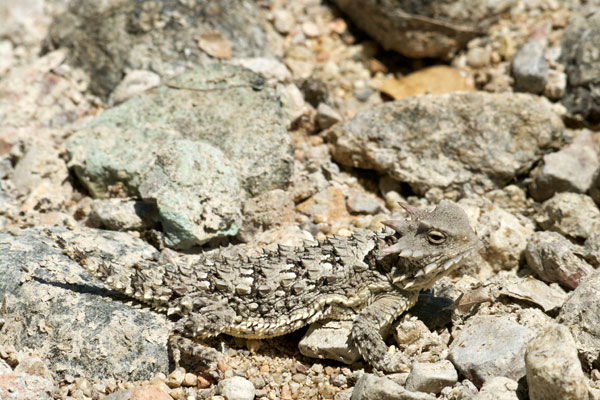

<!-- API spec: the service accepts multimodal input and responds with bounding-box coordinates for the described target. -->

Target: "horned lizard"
[50,200,478,373]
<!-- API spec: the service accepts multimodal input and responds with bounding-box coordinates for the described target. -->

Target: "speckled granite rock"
[0,228,171,381]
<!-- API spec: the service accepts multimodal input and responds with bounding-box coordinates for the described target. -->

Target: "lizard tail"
[47,229,173,312]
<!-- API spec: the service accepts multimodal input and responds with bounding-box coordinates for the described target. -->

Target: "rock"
[474,377,519,400]
[332,0,511,59]
[103,390,133,400]
[499,276,567,313]
[326,92,563,195]
[0,40,14,75]
[0,228,171,381]
[535,192,600,241]
[217,376,255,400]
[296,186,352,234]
[591,168,600,205]
[448,315,535,387]
[44,0,270,99]
[393,315,448,365]
[350,373,434,400]
[316,103,343,131]
[524,231,594,290]
[511,41,548,94]
[138,139,242,249]
[12,141,72,210]
[109,70,161,105]
[466,199,535,271]
[130,385,172,400]
[440,379,479,399]
[346,190,384,215]
[197,31,233,60]
[525,323,587,400]
[66,64,292,249]
[529,130,599,201]
[230,57,292,83]
[298,320,361,365]
[544,70,567,100]
[166,368,186,388]
[0,370,55,400]
[404,361,458,394]
[88,199,158,231]
[236,189,295,242]
[561,9,600,124]
[272,9,295,34]
[378,66,473,100]
[13,356,54,381]
[558,271,600,369]
[466,47,491,69]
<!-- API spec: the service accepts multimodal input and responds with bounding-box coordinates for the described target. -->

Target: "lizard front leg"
[351,293,418,372]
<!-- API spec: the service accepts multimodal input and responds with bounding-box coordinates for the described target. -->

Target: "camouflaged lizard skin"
[52,200,478,372]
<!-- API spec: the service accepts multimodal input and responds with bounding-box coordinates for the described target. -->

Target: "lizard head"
[380,200,479,291]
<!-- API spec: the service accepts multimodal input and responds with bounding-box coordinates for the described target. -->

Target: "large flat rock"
[0,228,171,381]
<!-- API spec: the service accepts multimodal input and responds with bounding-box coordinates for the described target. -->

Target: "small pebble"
[166,368,186,388]
[217,376,255,400]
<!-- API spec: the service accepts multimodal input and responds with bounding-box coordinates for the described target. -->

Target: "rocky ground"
[1,0,600,399]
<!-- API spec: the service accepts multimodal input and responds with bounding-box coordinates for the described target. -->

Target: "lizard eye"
[427,230,446,244]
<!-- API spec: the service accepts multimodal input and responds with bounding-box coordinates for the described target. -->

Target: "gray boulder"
[333,0,513,59]
[326,92,563,195]
[66,63,292,248]
[43,0,270,99]
[0,228,171,381]
[561,9,600,124]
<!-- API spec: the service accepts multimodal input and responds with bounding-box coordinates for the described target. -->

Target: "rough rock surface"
[66,63,292,248]
[326,92,563,195]
[333,0,511,59]
[558,271,600,370]
[448,315,535,387]
[511,40,548,94]
[524,231,594,289]
[591,168,600,205]
[404,360,458,394]
[474,377,519,400]
[236,189,296,243]
[138,139,242,248]
[298,321,361,365]
[0,229,171,381]
[525,323,587,400]
[217,376,255,400]
[350,373,434,400]
[43,0,271,99]
[88,198,158,231]
[0,363,55,400]
[529,130,599,201]
[535,192,600,241]
[561,9,600,124]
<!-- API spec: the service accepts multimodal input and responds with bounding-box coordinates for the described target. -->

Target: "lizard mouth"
[392,247,477,290]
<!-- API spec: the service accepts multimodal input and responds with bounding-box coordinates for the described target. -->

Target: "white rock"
[217,376,255,400]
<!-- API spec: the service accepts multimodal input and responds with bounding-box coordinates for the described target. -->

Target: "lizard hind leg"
[169,301,237,376]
